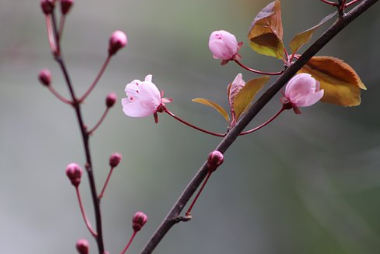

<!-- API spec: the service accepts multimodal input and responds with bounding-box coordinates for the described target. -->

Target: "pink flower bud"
[66,163,83,187]
[40,0,54,15]
[76,239,89,254]
[108,30,128,56]
[121,75,172,119]
[209,30,242,65]
[106,92,117,108]
[38,69,51,87]
[282,74,324,114]
[132,211,148,232]
[206,151,224,172]
[61,0,74,15]
[109,153,122,167]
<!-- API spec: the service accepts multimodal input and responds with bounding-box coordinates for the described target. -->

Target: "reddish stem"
[164,109,226,137]
[58,15,65,42]
[120,231,137,254]
[346,0,362,7]
[234,60,285,75]
[239,106,285,136]
[47,86,73,105]
[87,108,110,135]
[319,0,338,6]
[98,167,114,200]
[79,56,112,103]
[76,187,98,237]
[185,171,212,217]
[45,16,57,54]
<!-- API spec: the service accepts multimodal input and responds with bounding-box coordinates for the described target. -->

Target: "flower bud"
[61,0,74,15]
[209,30,241,65]
[207,151,224,172]
[76,239,89,254]
[66,163,83,187]
[106,92,117,108]
[40,0,54,15]
[109,153,122,167]
[282,74,324,114]
[38,69,51,87]
[132,211,148,232]
[108,30,128,56]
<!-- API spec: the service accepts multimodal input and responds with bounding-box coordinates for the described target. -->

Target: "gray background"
[1,0,380,253]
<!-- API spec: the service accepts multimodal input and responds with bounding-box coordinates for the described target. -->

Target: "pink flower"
[121,75,172,122]
[209,30,242,65]
[282,74,324,114]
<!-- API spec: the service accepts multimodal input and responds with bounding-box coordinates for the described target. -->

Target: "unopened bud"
[38,69,51,87]
[40,0,54,15]
[66,163,83,187]
[108,30,128,56]
[76,239,89,254]
[106,92,117,108]
[132,211,148,232]
[206,151,224,172]
[61,0,74,15]
[109,153,122,168]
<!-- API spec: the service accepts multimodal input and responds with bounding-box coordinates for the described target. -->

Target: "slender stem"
[319,0,338,6]
[346,0,362,7]
[59,15,66,41]
[99,167,114,200]
[234,60,285,75]
[185,172,212,217]
[79,55,112,103]
[120,231,137,254]
[88,108,110,135]
[45,16,57,53]
[76,187,98,237]
[164,109,226,137]
[140,1,379,253]
[239,106,285,136]
[47,86,73,105]
[51,11,60,54]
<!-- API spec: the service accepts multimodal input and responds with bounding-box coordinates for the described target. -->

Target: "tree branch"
[140,0,379,253]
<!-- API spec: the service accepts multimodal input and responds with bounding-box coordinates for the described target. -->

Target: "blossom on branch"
[209,30,242,65]
[281,73,324,114]
[121,75,172,123]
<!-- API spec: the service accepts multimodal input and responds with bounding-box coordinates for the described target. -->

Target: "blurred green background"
[1,0,380,254]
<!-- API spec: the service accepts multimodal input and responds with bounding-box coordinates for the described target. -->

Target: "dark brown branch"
[140,0,379,253]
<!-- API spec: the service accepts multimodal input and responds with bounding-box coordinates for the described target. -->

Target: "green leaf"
[192,98,230,123]
[289,11,337,55]
[248,0,285,60]
[233,76,270,121]
[298,56,366,106]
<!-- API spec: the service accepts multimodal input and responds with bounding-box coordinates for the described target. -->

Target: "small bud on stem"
[66,163,83,187]
[109,153,122,167]
[108,30,128,56]
[106,92,117,108]
[206,151,224,172]
[76,239,89,254]
[38,69,52,87]
[132,211,148,232]
[60,0,74,15]
[40,0,54,15]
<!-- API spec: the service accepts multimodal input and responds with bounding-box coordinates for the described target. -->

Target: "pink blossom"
[209,30,242,65]
[121,75,172,122]
[282,74,324,114]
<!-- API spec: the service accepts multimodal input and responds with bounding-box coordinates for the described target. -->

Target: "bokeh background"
[1,0,380,254]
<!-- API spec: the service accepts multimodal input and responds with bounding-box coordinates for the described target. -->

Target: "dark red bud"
[66,163,83,187]
[106,92,117,108]
[207,151,224,172]
[76,239,89,254]
[109,153,122,167]
[38,69,51,87]
[132,211,148,232]
[61,0,74,15]
[108,30,128,56]
[40,0,54,15]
